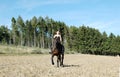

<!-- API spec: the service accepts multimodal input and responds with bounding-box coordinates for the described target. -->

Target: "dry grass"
[0,54,120,77]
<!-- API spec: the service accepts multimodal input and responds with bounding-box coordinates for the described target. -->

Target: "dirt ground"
[0,54,120,77]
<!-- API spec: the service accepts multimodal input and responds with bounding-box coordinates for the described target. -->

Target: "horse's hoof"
[52,63,54,65]
[60,64,64,67]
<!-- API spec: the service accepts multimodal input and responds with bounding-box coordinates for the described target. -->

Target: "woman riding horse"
[50,31,64,67]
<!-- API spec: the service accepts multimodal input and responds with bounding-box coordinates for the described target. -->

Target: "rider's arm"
[54,34,62,42]
[60,35,62,42]
[53,35,56,38]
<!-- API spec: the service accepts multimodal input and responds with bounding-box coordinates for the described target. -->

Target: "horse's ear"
[59,28,64,32]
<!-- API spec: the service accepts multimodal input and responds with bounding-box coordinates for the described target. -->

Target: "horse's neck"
[52,37,60,49]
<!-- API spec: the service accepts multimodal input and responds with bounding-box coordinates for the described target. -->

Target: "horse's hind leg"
[51,55,54,65]
[61,45,64,66]
[57,57,59,67]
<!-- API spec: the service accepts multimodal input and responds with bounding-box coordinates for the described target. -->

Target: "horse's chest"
[52,49,60,55]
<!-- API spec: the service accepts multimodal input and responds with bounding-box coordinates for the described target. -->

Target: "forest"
[0,16,120,56]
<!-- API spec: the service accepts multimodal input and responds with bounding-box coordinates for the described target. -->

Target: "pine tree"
[16,16,25,46]
[31,16,38,47]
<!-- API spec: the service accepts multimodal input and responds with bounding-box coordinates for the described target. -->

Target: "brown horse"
[51,37,64,67]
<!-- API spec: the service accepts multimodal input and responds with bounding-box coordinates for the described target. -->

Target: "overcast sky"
[0,0,120,35]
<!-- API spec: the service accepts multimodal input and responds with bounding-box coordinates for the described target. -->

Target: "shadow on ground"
[63,64,80,67]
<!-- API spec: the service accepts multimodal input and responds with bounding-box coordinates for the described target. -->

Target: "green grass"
[0,44,76,55]
[0,44,50,55]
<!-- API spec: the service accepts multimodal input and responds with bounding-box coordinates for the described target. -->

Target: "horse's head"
[54,37,60,43]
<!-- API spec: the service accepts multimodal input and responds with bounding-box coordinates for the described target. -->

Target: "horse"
[50,37,64,67]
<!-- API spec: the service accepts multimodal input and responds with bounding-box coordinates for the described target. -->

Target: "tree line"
[0,16,120,56]
[0,16,68,48]
[68,26,120,55]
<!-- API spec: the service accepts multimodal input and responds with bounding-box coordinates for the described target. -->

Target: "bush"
[31,50,43,54]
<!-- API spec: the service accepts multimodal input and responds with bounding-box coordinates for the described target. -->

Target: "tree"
[16,16,25,46]
[31,16,38,47]
[25,20,32,46]
[67,26,78,51]
[100,32,109,55]
[0,25,10,44]
[11,17,19,45]
[114,36,120,55]
[45,16,52,48]
[108,33,117,55]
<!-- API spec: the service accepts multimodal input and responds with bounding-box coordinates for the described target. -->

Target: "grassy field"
[0,45,50,55]
[0,45,120,77]
[0,54,120,77]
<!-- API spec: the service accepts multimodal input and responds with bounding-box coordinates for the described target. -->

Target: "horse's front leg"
[57,55,61,67]
[61,54,64,66]
[51,55,54,65]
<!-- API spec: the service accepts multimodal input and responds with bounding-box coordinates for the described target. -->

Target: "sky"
[0,0,120,36]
